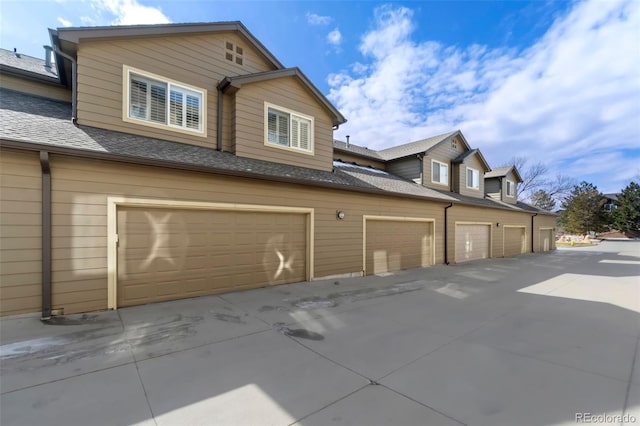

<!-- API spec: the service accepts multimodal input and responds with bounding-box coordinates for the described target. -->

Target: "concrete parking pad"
[1,241,639,426]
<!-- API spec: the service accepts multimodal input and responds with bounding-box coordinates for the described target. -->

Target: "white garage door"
[455,224,490,263]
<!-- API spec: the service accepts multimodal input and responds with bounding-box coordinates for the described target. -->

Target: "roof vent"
[346,135,350,148]
[43,45,53,70]
[14,48,20,58]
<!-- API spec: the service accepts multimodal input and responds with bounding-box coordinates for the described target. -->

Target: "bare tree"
[501,156,548,200]
[500,157,574,205]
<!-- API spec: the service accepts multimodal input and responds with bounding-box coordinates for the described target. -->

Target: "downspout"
[444,203,453,265]
[216,86,223,151]
[39,152,52,320]
[531,213,538,253]
[53,48,77,123]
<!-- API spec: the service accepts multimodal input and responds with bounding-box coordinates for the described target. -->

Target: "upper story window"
[264,103,313,154]
[506,179,516,197]
[466,167,480,189]
[432,160,449,186]
[123,66,206,136]
[225,41,244,65]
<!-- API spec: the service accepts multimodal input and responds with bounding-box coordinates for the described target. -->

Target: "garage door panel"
[117,207,307,307]
[455,224,490,263]
[365,220,433,276]
[504,227,526,257]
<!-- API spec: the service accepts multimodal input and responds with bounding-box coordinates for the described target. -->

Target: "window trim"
[506,179,516,197]
[431,159,449,186]
[263,102,314,155]
[466,167,480,190]
[122,65,207,137]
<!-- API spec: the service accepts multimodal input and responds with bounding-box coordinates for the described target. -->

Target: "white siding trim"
[107,197,314,309]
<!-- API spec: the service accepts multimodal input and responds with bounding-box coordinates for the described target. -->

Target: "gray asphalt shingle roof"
[0,88,552,215]
[0,48,58,80]
[485,166,512,178]
[377,131,458,160]
[333,140,385,160]
[0,88,455,203]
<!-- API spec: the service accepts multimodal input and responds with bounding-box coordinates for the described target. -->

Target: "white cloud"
[327,28,342,46]
[92,0,170,25]
[57,17,73,27]
[328,0,640,193]
[306,12,332,26]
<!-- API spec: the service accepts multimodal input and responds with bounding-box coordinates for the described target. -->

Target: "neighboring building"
[603,193,619,212]
[0,22,556,318]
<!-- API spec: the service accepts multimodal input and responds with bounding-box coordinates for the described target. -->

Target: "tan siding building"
[0,22,557,318]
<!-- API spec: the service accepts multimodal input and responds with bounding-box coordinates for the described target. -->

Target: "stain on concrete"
[258,305,290,313]
[289,280,425,311]
[42,314,112,326]
[213,313,246,324]
[273,323,324,341]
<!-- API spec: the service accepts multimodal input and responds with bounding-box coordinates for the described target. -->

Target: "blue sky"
[1,0,638,195]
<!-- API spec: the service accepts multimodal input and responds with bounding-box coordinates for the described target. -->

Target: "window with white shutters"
[124,66,205,135]
[265,103,314,153]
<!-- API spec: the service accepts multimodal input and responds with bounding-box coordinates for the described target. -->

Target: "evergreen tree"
[611,181,640,232]
[559,182,606,234]
[530,189,556,211]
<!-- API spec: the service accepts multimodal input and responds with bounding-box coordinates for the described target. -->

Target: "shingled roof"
[377,131,460,160]
[333,140,385,160]
[0,88,456,203]
[0,48,59,82]
[485,165,523,182]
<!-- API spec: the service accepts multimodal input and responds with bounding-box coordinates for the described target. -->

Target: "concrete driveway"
[1,241,639,426]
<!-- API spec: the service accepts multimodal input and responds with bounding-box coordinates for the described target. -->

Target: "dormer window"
[432,160,448,186]
[225,41,244,65]
[506,180,516,197]
[466,167,480,190]
[264,102,314,154]
[123,66,206,136]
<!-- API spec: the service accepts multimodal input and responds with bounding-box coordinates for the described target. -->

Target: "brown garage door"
[365,220,433,276]
[455,224,490,263]
[539,229,553,252]
[504,227,526,257]
[116,207,307,307]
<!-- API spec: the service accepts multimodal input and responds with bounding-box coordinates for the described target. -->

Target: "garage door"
[116,207,307,307]
[504,226,526,257]
[539,229,553,252]
[455,224,490,263]
[365,220,433,275]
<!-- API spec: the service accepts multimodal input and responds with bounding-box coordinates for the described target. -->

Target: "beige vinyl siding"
[502,170,519,204]
[333,152,385,170]
[33,154,447,314]
[423,137,465,191]
[0,74,71,102]
[457,155,486,198]
[76,33,276,149]
[0,149,42,316]
[234,76,334,171]
[387,157,421,183]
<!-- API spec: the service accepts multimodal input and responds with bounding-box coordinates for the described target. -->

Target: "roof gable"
[219,68,346,127]
[377,130,467,160]
[452,148,491,172]
[485,165,523,182]
[53,21,284,69]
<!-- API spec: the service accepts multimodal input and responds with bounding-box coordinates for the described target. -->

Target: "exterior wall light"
[496,222,501,227]
[336,210,346,220]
